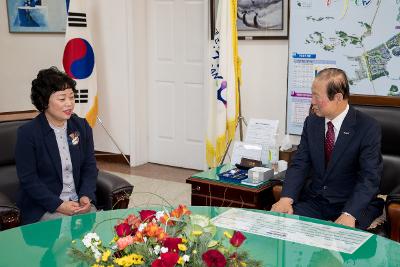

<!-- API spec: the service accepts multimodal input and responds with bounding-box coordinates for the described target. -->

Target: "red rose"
[114,223,133,237]
[151,259,163,267]
[163,237,182,253]
[139,209,157,222]
[230,231,246,247]
[202,249,227,267]
[151,252,179,267]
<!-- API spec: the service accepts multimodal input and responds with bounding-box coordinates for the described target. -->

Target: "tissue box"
[248,167,274,183]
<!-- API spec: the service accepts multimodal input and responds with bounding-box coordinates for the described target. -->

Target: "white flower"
[138,223,147,232]
[92,246,101,260]
[160,247,169,254]
[153,245,161,255]
[143,236,148,242]
[183,255,190,262]
[155,211,165,221]
[82,233,100,248]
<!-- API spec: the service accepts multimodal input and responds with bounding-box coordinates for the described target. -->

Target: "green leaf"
[207,240,219,248]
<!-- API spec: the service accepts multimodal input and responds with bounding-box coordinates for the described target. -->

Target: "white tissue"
[280,134,292,151]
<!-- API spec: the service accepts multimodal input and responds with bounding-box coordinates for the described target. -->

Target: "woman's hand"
[77,196,92,214]
[56,201,81,216]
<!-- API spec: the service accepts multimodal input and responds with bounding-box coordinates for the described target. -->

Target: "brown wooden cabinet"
[186,177,277,210]
[186,165,286,210]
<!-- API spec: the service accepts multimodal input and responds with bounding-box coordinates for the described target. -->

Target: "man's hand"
[271,197,294,214]
[335,213,356,228]
[56,201,81,216]
[76,196,92,214]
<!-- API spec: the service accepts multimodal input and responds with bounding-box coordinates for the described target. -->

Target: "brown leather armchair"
[0,119,134,230]
[273,102,400,241]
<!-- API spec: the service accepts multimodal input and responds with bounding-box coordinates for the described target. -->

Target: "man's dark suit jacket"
[15,113,98,224]
[281,105,382,221]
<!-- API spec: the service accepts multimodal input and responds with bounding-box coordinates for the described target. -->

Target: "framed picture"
[237,0,289,40]
[6,0,67,33]
[210,0,218,40]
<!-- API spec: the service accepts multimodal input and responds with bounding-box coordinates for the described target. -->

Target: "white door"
[148,0,206,169]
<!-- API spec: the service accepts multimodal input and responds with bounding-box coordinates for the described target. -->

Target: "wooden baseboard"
[95,151,131,165]
[350,95,400,107]
[0,110,39,122]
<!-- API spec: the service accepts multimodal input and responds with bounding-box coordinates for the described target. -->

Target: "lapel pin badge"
[68,131,80,146]
[343,131,350,135]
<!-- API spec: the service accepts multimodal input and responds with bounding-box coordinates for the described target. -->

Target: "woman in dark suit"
[15,67,98,224]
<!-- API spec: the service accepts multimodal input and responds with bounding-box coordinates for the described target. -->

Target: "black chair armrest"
[95,171,133,211]
[0,192,21,230]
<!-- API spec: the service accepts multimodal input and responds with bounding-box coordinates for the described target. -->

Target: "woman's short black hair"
[31,66,77,112]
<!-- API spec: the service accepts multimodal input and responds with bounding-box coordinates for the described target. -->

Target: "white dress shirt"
[325,104,349,144]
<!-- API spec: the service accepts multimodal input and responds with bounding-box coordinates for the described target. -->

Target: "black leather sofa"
[354,102,400,241]
[272,99,400,241]
[0,119,134,230]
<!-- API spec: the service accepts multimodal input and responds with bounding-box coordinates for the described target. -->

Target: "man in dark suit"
[271,68,383,229]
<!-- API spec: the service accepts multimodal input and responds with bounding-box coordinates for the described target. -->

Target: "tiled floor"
[105,171,192,209]
[97,160,200,184]
[97,160,198,208]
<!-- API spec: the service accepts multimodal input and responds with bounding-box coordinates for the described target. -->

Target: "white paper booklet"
[245,119,279,147]
[211,209,372,254]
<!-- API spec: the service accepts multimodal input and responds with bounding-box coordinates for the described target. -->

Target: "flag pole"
[96,116,130,165]
[237,80,246,141]
[219,78,247,166]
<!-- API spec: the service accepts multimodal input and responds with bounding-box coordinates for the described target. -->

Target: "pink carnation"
[116,235,134,250]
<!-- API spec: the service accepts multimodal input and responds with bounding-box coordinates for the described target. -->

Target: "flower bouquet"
[70,205,262,267]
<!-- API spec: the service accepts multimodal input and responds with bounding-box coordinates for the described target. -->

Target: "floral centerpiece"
[70,205,262,267]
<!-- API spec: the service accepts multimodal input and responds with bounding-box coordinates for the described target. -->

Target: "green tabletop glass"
[0,207,399,266]
[191,164,284,189]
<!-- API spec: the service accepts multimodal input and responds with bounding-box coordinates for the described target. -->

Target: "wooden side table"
[186,164,284,210]
[279,145,298,164]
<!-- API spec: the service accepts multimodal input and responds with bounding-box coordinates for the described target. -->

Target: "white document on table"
[244,119,279,164]
[211,209,372,254]
[245,119,279,147]
[230,141,263,165]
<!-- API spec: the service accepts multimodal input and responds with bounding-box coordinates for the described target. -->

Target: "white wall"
[0,1,65,112]
[130,0,149,166]
[0,0,133,155]
[239,40,300,145]
[0,0,298,166]
[87,0,131,155]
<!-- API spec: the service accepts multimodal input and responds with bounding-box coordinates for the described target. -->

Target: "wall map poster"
[287,0,400,134]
